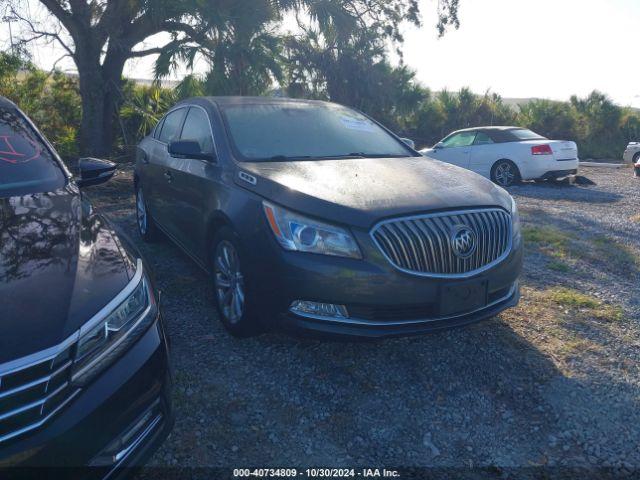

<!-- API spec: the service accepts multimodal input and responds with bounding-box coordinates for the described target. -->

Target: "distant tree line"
[1,49,638,161]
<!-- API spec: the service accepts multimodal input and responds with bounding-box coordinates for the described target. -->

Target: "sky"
[2,0,639,107]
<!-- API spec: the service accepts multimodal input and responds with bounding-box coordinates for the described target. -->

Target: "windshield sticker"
[339,116,376,133]
[0,136,41,165]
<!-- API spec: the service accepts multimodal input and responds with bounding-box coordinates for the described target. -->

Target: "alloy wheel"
[494,162,516,186]
[136,189,148,235]
[214,241,245,324]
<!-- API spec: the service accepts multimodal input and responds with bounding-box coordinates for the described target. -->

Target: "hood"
[0,186,133,364]
[236,157,511,229]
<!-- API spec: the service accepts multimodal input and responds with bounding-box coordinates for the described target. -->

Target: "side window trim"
[177,104,218,158]
[443,131,477,148]
[473,131,494,146]
[153,117,165,139]
[156,107,187,145]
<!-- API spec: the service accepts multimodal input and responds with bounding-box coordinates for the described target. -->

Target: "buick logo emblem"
[451,225,477,258]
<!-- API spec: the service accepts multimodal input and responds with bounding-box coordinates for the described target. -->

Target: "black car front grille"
[371,208,512,276]
[0,339,80,444]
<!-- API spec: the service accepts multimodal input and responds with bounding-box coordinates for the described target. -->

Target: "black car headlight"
[263,201,362,259]
[71,259,158,386]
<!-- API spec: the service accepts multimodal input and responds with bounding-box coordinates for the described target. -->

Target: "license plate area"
[439,280,488,316]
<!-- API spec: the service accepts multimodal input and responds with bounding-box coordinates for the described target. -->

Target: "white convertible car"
[420,126,579,186]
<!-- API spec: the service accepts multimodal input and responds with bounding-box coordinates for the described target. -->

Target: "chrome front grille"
[0,337,80,444]
[371,208,512,277]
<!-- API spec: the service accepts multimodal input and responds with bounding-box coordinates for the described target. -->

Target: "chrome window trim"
[370,208,513,279]
[152,104,219,161]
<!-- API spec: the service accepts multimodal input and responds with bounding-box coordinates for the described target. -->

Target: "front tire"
[210,227,260,337]
[491,160,521,187]
[135,185,161,242]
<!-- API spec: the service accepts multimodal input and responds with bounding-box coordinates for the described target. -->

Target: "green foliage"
[0,51,81,159]
[120,82,177,144]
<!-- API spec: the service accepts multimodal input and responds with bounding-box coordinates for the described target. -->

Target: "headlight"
[510,195,521,239]
[263,202,361,259]
[72,259,157,385]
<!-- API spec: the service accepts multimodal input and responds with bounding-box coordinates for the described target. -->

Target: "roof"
[0,96,17,110]
[179,96,331,108]
[454,126,522,133]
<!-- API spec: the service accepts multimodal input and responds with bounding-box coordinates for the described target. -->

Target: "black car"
[0,97,172,475]
[135,96,522,338]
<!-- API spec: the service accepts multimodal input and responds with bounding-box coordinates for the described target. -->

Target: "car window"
[219,102,413,161]
[180,107,214,153]
[0,108,66,197]
[158,108,186,144]
[153,117,165,139]
[507,128,546,141]
[473,132,494,145]
[441,131,476,148]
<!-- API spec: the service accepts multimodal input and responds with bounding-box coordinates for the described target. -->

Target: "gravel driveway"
[91,166,640,477]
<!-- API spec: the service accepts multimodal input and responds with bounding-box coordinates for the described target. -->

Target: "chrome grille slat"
[0,341,78,444]
[371,208,512,278]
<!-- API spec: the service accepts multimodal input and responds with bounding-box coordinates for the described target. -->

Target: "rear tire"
[210,227,261,337]
[491,160,521,187]
[135,185,161,242]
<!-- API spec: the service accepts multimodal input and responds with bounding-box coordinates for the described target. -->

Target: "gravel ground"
[90,166,640,477]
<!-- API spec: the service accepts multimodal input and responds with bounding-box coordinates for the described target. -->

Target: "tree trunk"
[75,51,127,158]
[77,62,109,157]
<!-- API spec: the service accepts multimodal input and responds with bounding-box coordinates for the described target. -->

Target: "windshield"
[508,128,547,141]
[0,108,66,197]
[220,102,414,161]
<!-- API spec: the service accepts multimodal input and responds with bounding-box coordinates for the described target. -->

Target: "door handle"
[163,171,173,182]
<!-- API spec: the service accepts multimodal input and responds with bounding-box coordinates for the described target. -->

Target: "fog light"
[290,301,349,319]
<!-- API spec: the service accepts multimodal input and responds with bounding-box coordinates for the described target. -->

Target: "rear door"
[428,131,475,168]
[164,105,221,259]
[145,107,187,236]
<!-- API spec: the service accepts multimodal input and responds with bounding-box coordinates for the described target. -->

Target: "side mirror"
[168,140,215,162]
[433,142,444,150]
[400,137,416,149]
[77,157,116,188]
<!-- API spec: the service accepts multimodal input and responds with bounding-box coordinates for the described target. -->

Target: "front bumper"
[0,317,173,478]
[283,282,520,338]
[249,225,523,338]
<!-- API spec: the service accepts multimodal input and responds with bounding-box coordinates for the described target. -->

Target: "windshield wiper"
[257,152,406,162]
[347,152,407,158]
[260,155,315,161]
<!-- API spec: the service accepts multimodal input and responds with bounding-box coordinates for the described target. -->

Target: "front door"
[429,131,476,168]
[164,106,221,260]
[145,107,186,237]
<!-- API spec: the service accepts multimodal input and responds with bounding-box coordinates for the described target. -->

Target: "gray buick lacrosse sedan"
[134,96,522,338]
